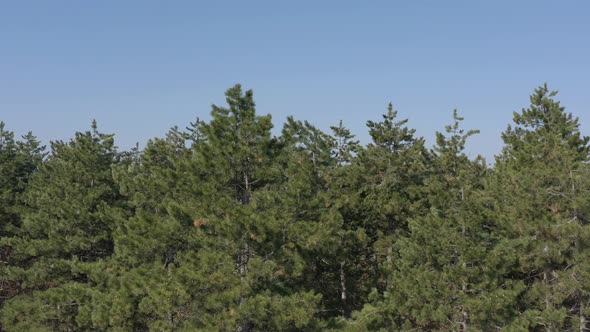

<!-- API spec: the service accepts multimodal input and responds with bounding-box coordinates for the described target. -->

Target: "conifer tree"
[277,118,367,321]
[1,121,126,331]
[359,104,430,291]
[0,123,45,239]
[182,85,325,331]
[102,86,323,331]
[253,116,352,327]
[353,111,520,330]
[0,122,45,329]
[334,105,429,330]
[85,128,197,331]
[492,84,590,330]
[3,83,590,331]
[189,84,283,331]
[324,120,367,318]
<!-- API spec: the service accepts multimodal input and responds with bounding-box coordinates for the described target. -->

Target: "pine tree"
[1,121,126,331]
[188,84,282,331]
[0,122,45,329]
[492,84,590,330]
[101,85,324,331]
[276,118,367,322]
[337,104,430,330]
[86,128,197,330]
[0,123,45,239]
[257,116,355,327]
[182,85,326,330]
[357,110,520,330]
[3,83,590,331]
[324,120,367,319]
[360,103,430,292]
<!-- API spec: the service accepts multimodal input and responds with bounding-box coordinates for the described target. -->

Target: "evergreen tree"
[0,122,45,329]
[0,123,45,239]
[360,103,430,292]
[2,83,590,331]
[86,129,197,331]
[100,85,323,331]
[181,85,324,331]
[353,111,520,330]
[492,84,590,330]
[324,120,366,319]
[276,118,367,322]
[337,104,430,330]
[187,84,284,331]
[1,121,126,331]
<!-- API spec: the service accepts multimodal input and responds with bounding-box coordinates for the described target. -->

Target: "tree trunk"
[236,241,251,332]
[543,269,555,332]
[580,300,586,332]
[544,270,550,310]
[460,186,468,331]
[460,262,468,332]
[236,166,252,331]
[340,260,347,318]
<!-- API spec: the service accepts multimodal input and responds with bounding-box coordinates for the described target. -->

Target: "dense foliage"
[1,84,589,331]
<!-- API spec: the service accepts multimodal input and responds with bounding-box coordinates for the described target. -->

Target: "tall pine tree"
[0,122,45,329]
[493,84,590,330]
[1,121,126,331]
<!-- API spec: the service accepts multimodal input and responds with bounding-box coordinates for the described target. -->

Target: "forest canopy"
[1,84,589,331]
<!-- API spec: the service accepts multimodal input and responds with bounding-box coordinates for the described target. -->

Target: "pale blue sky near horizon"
[1,1,589,161]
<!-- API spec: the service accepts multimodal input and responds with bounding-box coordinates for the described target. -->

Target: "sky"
[1,1,589,161]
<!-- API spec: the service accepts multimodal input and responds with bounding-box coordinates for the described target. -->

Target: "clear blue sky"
[2,1,589,160]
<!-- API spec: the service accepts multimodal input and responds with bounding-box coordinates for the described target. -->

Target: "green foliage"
[0,122,45,328]
[492,84,590,330]
[1,121,126,330]
[2,84,590,331]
